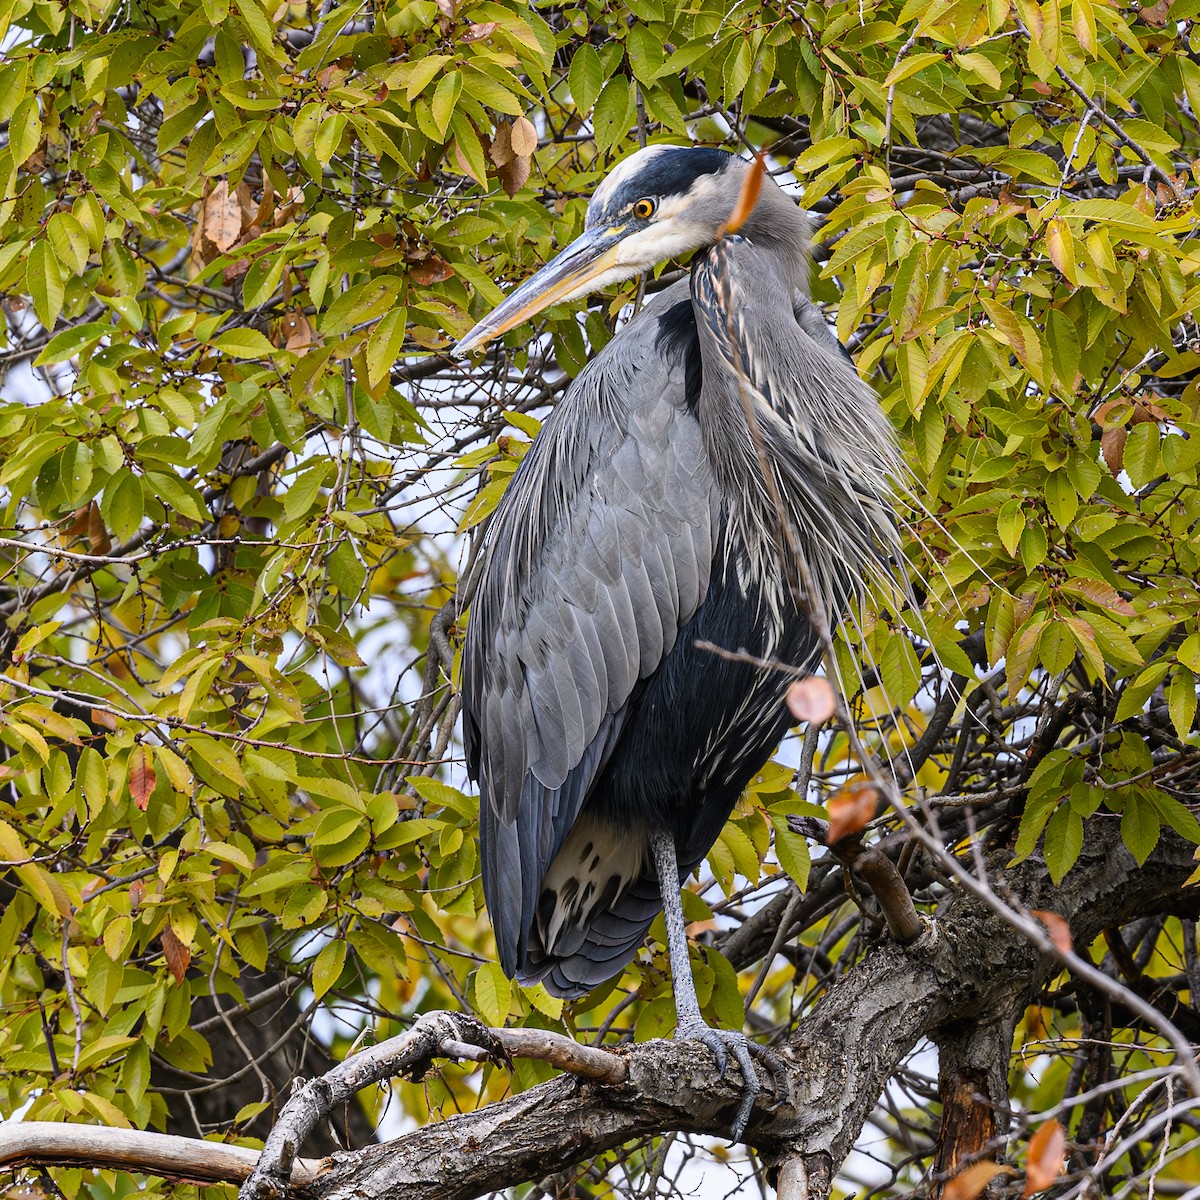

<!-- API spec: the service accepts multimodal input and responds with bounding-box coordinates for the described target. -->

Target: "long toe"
[748,1041,790,1110]
[675,1022,762,1142]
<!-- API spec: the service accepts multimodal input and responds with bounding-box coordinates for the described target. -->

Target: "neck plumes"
[688,234,904,628]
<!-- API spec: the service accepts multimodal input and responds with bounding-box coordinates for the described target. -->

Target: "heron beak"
[452,224,628,358]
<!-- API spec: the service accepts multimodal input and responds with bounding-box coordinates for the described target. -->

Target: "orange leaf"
[161,923,192,985]
[826,781,879,844]
[944,1161,1014,1200]
[90,708,118,732]
[1100,426,1126,475]
[1030,910,1072,956]
[1023,1119,1065,1196]
[129,746,157,812]
[82,501,111,554]
[721,152,766,236]
[410,256,455,285]
[787,677,837,725]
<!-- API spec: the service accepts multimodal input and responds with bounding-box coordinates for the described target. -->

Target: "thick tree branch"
[4,829,1196,1200]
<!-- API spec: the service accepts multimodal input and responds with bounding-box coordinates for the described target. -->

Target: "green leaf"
[8,94,39,165]
[26,240,64,329]
[367,307,407,389]
[1167,667,1197,741]
[33,321,113,367]
[1123,423,1160,489]
[311,938,347,999]
[1114,660,1170,722]
[592,77,635,153]
[212,328,277,358]
[568,43,603,112]
[431,71,463,140]
[144,471,210,523]
[996,498,1026,557]
[474,960,512,1027]
[1121,792,1161,866]
[100,471,144,541]
[1044,803,1083,885]
[47,212,91,275]
[723,39,753,103]
[770,810,810,891]
[627,24,663,84]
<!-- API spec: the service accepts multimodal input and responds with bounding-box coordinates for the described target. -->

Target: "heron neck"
[738,196,813,295]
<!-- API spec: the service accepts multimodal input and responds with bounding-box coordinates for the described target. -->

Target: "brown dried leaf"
[1139,0,1171,25]
[280,309,317,354]
[223,257,251,284]
[786,677,837,725]
[274,186,305,228]
[64,506,91,545]
[204,179,244,253]
[489,121,514,168]
[409,255,454,285]
[1131,395,1168,424]
[1030,910,1073,956]
[826,781,879,844]
[1023,1119,1065,1196]
[1101,426,1126,475]
[497,152,531,197]
[943,1161,1013,1200]
[510,115,538,157]
[86,501,112,556]
[129,878,145,909]
[161,923,192,985]
[129,746,157,811]
[90,708,118,732]
[461,21,499,41]
[254,184,276,229]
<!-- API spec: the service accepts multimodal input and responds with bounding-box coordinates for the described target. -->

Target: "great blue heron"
[454,145,903,1137]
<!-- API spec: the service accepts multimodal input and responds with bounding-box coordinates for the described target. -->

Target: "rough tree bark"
[3,824,1196,1200]
[253,823,1200,1199]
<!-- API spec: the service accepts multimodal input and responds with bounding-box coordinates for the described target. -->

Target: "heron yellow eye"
[633,198,656,219]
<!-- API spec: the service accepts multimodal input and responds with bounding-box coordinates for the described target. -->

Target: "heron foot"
[674,1020,781,1141]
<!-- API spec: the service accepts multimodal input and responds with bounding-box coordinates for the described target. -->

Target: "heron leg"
[648,826,762,1141]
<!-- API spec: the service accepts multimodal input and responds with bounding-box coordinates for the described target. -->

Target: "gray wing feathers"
[463,284,713,974]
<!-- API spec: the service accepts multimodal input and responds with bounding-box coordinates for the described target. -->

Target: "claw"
[675,1020,762,1142]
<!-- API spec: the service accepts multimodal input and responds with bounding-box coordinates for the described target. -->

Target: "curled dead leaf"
[943,1161,1015,1200]
[90,708,118,732]
[87,501,112,556]
[461,20,499,41]
[786,677,837,725]
[826,781,879,844]
[489,121,514,168]
[410,256,454,285]
[1023,1119,1065,1196]
[279,309,317,354]
[1030,909,1072,956]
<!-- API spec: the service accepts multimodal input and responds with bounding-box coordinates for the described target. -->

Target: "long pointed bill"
[453,224,630,358]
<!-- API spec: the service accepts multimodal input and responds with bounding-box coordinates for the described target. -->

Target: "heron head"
[453,146,780,357]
